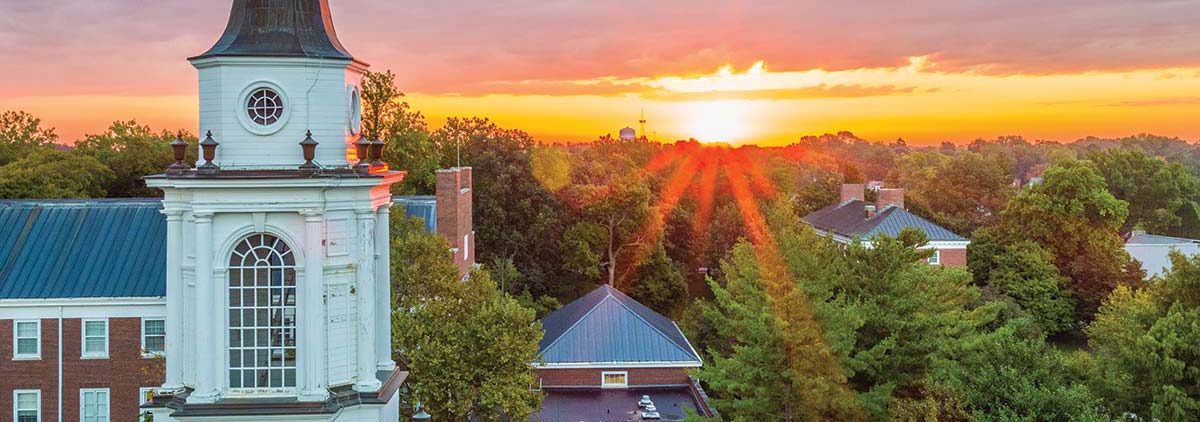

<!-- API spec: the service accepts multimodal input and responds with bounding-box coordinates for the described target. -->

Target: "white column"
[375,204,395,371]
[161,210,185,391]
[353,208,381,392]
[190,211,219,403]
[300,210,330,401]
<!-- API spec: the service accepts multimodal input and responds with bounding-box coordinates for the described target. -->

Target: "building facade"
[0,199,168,422]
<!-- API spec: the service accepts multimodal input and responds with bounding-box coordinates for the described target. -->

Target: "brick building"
[0,199,167,422]
[801,184,970,267]
[532,285,716,421]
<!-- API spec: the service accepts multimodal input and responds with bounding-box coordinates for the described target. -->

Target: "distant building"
[801,184,970,267]
[1125,231,1200,279]
[531,285,717,421]
[619,127,637,141]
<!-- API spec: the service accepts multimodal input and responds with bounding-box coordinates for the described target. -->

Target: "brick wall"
[537,367,690,388]
[938,247,967,268]
[0,317,165,422]
[436,167,475,276]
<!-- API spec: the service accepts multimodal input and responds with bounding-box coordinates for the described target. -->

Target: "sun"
[684,100,749,143]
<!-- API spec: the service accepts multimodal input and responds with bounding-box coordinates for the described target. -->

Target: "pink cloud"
[0,0,1198,98]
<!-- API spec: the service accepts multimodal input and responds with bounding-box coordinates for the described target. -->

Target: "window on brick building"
[14,320,40,359]
[80,388,109,422]
[142,318,166,356]
[14,390,40,422]
[927,249,941,265]
[82,319,108,358]
[601,371,628,388]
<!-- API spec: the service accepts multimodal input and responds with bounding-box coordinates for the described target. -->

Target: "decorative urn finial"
[198,131,220,173]
[167,131,190,173]
[299,130,319,172]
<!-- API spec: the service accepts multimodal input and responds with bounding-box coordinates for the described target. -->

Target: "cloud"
[641,84,920,101]
[1,0,1199,98]
[1103,97,1200,107]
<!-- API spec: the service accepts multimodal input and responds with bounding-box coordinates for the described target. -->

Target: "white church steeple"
[145,2,404,421]
[187,0,368,170]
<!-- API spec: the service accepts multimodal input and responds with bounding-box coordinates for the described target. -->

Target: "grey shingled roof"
[538,285,701,365]
[802,200,967,242]
[191,0,354,61]
[0,199,167,299]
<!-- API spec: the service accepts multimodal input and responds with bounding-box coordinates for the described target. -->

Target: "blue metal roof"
[539,285,701,365]
[0,199,167,299]
[394,195,437,233]
[802,200,967,242]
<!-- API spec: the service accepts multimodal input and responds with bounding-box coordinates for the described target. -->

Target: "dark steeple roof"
[191,0,354,61]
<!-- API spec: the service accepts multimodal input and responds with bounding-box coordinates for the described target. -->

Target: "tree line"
[4,69,1200,420]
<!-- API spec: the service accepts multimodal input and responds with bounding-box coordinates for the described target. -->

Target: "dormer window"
[246,88,284,126]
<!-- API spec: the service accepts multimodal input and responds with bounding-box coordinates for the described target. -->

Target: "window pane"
[85,321,105,336]
[145,320,165,335]
[85,337,105,353]
[17,321,37,337]
[17,338,37,355]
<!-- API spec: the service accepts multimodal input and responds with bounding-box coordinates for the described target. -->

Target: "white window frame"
[927,249,941,266]
[81,319,109,359]
[13,319,40,360]
[13,389,40,422]
[79,388,109,422]
[140,318,166,358]
[601,371,629,388]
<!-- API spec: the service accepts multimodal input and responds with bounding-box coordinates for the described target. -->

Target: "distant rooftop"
[0,198,166,299]
[802,199,967,242]
[1126,232,1200,246]
[538,284,701,366]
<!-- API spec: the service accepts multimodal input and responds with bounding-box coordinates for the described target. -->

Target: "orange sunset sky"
[1,0,1199,145]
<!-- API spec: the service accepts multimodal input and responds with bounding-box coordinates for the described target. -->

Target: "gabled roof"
[802,200,967,242]
[1126,232,1200,246]
[191,0,354,61]
[538,285,701,366]
[0,199,167,299]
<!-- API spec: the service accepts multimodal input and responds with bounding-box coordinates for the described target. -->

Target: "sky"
[1,0,1199,145]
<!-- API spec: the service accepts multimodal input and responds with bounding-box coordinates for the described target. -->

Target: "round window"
[348,88,362,135]
[246,88,285,127]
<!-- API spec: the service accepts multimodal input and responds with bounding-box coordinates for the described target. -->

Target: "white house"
[1125,231,1200,279]
[142,1,404,420]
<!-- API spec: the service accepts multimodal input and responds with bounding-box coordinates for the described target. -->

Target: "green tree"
[1085,250,1200,420]
[431,117,575,298]
[698,202,865,421]
[390,215,543,421]
[897,151,1014,235]
[73,120,190,197]
[0,149,114,199]
[560,171,653,286]
[984,159,1142,320]
[981,241,1075,335]
[0,110,58,165]
[928,319,1113,421]
[1087,147,1200,237]
[361,70,439,194]
[626,241,688,317]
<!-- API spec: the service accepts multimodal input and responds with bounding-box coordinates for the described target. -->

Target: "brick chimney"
[436,167,475,276]
[878,188,905,210]
[840,183,865,203]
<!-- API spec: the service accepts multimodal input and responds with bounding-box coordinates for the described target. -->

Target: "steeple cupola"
[188,0,367,170]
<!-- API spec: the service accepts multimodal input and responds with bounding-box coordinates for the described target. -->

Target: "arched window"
[228,233,297,390]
